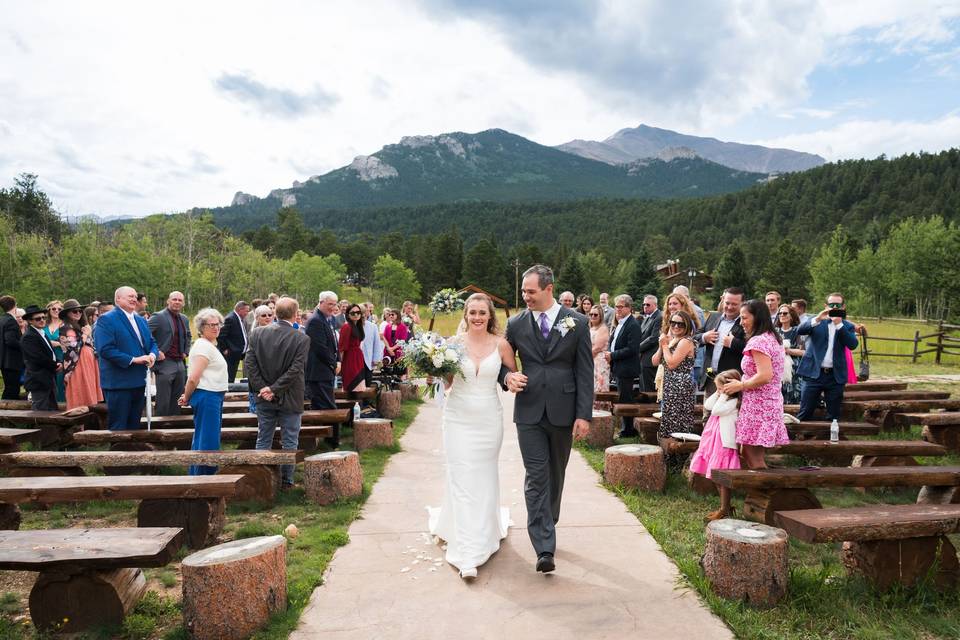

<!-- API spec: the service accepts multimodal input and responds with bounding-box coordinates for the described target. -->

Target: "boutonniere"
[556,316,577,337]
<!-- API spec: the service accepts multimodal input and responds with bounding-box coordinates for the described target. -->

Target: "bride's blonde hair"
[459,293,500,335]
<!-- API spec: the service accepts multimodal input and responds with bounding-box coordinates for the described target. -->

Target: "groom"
[499,264,593,573]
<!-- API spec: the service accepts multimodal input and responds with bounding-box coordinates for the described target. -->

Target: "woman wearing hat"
[21,305,60,410]
[43,300,66,402]
[60,299,103,409]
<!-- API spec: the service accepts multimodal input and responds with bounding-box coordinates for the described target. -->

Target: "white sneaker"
[459,568,478,580]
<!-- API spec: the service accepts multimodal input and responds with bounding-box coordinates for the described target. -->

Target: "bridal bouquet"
[400,332,464,404]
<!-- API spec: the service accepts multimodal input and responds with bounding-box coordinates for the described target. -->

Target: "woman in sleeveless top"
[653,310,697,440]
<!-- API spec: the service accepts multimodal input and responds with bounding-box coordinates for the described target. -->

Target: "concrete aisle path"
[292,392,733,639]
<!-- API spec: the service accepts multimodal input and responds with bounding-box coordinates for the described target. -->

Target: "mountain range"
[555,124,825,173]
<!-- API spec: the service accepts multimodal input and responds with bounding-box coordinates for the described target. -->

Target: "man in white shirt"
[795,293,860,421]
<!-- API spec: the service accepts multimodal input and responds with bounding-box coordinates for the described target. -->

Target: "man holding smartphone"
[795,293,859,421]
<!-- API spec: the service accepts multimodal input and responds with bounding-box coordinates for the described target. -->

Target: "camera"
[828,308,846,319]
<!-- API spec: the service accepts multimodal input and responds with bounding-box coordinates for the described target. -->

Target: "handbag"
[858,327,870,382]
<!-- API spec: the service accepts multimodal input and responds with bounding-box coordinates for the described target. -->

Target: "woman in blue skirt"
[178,308,229,475]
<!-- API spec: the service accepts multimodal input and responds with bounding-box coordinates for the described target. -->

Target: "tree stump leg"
[105,442,161,475]
[29,567,145,633]
[682,458,718,496]
[603,444,666,492]
[917,485,960,505]
[701,519,789,607]
[585,410,615,448]
[0,503,22,530]
[182,535,287,640]
[842,536,959,590]
[852,455,919,468]
[923,426,960,452]
[354,418,394,451]
[633,418,659,445]
[219,465,279,503]
[304,451,363,506]
[138,497,225,548]
[742,489,822,525]
[377,389,402,419]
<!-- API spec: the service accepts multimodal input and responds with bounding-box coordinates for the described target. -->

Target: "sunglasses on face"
[348,311,362,316]
[778,311,791,316]
[827,302,843,309]
[669,320,686,328]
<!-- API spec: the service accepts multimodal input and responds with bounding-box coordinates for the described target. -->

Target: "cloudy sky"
[2,1,959,217]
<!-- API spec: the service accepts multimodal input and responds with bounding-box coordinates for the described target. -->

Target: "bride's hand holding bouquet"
[400,332,464,404]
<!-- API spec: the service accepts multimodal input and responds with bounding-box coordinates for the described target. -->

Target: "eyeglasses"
[348,311,362,316]
[778,311,791,316]
[589,313,600,318]
[204,322,222,328]
[827,302,843,309]
[29,317,44,322]
[68,309,82,314]
[642,302,654,307]
[669,320,686,328]
[259,312,274,318]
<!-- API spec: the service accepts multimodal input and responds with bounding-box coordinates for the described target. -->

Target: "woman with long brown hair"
[60,299,103,409]
[338,303,367,391]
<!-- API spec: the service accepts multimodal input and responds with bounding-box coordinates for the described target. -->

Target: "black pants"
[616,376,637,435]
[516,416,573,557]
[307,380,338,447]
[1,369,22,399]
[639,362,656,393]
[226,353,242,383]
[797,368,844,421]
[30,387,57,411]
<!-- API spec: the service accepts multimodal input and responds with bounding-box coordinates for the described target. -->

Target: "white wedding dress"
[428,349,510,572]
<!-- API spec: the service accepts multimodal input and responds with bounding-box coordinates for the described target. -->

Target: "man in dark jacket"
[20,305,60,410]
[218,301,250,382]
[636,294,662,392]
[0,296,24,399]
[147,291,192,416]
[606,294,642,438]
[695,287,746,395]
[305,291,341,447]
[245,297,310,488]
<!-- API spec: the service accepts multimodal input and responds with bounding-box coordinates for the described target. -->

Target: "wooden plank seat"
[139,408,350,429]
[0,427,42,453]
[0,475,242,547]
[0,450,303,503]
[71,426,333,447]
[892,412,960,452]
[711,466,960,525]
[0,527,185,633]
[0,409,99,447]
[857,399,960,429]
[846,380,909,392]
[842,390,950,402]
[774,504,960,590]
[660,438,944,462]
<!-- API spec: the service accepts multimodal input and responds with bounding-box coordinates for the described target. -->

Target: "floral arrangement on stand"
[427,288,465,315]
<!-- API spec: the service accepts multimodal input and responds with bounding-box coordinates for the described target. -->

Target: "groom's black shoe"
[536,553,555,573]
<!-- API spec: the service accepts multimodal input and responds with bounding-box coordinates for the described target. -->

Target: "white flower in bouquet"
[444,348,459,362]
[431,352,445,368]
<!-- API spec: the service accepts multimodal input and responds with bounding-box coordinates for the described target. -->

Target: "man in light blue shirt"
[360,302,384,387]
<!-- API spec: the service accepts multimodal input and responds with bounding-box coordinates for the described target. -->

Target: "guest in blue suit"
[795,293,859,421]
[94,286,159,431]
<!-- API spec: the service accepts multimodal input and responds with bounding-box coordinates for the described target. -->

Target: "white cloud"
[753,112,960,160]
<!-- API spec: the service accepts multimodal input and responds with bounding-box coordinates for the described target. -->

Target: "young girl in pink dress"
[690,369,742,521]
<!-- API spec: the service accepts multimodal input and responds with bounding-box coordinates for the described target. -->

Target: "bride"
[428,293,515,580]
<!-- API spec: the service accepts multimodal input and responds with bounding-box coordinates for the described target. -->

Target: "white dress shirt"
[124,309,143,345]
[537,301,561,335]
[711,316,737,371]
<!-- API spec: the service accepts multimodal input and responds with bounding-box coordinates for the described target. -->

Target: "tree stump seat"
[574,410,615,448]
[304,451,364,505]
[712,466,960,525]
[0,450,303,504]
[182,535,286,640]
[603,444,666,492]
[0,475,241,546]
[775,504,960,589]
[702,519,788,607]
[377,389,402,419]
[0,527,183,633]
[354,418,394,450]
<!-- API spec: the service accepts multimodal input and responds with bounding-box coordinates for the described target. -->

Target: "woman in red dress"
[338,303,367,391]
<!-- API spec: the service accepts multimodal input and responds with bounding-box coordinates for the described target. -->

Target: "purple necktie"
[539,312,550,340]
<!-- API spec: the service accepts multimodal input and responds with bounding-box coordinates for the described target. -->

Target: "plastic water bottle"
[830,419,840,444]
[353,402,361,422]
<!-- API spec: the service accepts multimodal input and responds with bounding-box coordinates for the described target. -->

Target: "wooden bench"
[0,474,242,547]
[637,417,880,447]
[846,380,908,392]
[774,504,960,590]
[893,412,960,452]
[842,390,950,402]
[139,408,350,429]
[0,450,303,503]
[0,527,185,633]
[72,426,333,448]
[0,409,98,446]
[711,466,960,525]
[857,399,960,428]
[660,438,944,466]
[0,427,42,453]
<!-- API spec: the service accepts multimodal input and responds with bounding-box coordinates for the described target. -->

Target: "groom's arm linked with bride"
[496,288,594,573]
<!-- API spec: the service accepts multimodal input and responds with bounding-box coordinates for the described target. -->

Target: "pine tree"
[756,239,811,301]
[559,253,586,295]
[625,245,660,302]
[713,243,752,297]
[462,238,509,298]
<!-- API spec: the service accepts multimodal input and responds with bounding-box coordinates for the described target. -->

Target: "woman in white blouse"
[178,308,229,475]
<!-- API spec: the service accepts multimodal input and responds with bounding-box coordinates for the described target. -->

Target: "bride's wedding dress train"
[428,349,510,573]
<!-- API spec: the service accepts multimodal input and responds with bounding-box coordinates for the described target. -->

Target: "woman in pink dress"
[721,299,787,471]
[588,307,610,408]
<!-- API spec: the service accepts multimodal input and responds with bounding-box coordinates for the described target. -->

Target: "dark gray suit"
[637,309,662,392]
[147,309,192,416]
[500,305,593,557]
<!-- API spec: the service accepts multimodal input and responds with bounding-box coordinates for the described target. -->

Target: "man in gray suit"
[245,296,310,489]
[500,265,593,574]
[147,291,192,416]
[637,294,662,392]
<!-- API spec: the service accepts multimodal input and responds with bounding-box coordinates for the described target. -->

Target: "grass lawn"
[0,398,422,640]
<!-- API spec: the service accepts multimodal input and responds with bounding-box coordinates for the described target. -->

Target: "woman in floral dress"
[653,310,697,440]
[588,307,610,408]
[721,299,787,470]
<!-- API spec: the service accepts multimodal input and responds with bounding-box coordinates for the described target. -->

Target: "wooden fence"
[865,321,960,363]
